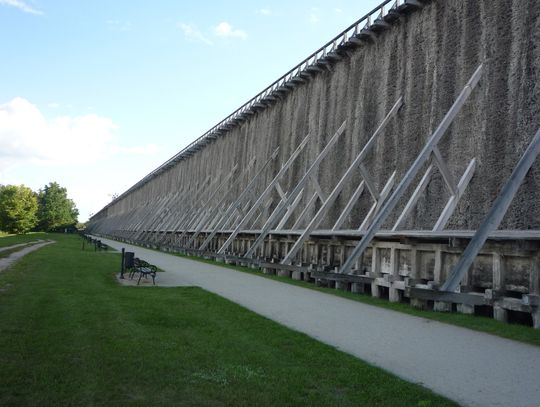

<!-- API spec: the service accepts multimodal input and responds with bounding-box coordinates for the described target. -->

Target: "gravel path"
[0,240,55,272]
[0,240,42,253]
[100,237,540,407]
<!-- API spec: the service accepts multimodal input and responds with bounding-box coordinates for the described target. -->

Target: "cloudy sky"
[0,0,383,221]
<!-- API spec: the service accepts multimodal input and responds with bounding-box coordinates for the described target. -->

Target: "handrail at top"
[93,0,407,218]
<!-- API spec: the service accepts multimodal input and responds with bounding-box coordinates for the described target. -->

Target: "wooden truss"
[339,64,484,274]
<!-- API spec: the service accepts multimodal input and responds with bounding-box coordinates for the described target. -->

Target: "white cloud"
[178,23,213,46]
[0,97,164,222]
[0,97,160,170]
[0,0,42,15]
[309,8,320,24]
[214,22,247,39]
[257,8,272,16]
[0,97,115,169]
[335,8,343,14]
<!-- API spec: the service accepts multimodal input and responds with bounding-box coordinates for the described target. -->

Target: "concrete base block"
[351,282,365,294]
[389,287,400,303]
[291,271,303,281]
[457,303,475,315]
[532,311,540,329]
[335,281,348,291]
[262,268,275,275]
[411,298,429,310]
[371,282,380,298]
[278,270,291,278]
[493,306,508,323]
[434,301,452,312]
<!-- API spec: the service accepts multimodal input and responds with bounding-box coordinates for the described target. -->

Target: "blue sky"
[0,0,383,221]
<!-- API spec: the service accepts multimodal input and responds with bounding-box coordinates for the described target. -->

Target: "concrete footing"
[533,311,540,329]
[457,303,475,314]
[291,271,303,281]
[494,306,508,323]
[389,287,400,302]
[278,270,291,278]
[434,301,452,312]
[411,298,429,310]
[335,281,348,291]
[351,282,365,294]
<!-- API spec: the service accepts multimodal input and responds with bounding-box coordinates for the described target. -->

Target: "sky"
[0,0,384,222]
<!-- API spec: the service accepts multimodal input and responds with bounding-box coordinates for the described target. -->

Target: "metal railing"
[93,0,415,219]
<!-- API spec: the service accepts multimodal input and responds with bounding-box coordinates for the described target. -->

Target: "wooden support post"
[492,253,506,291]
[434,249,443,284]
[388,248,400,302]
[371,246,381,298]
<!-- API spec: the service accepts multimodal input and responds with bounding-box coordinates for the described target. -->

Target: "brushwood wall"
[90,0,540,233]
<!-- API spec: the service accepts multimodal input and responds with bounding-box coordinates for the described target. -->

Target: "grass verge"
[0,234,455,406]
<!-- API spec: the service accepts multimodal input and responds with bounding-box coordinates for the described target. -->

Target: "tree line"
[0,182,79,234]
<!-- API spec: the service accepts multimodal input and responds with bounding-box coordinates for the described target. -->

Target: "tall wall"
[90,0,540,233]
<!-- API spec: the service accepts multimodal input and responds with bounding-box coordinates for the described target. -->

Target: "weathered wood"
[217,133,311,254]
[340,64,484,274]
[442,126,540,291]
[407,287,488,305]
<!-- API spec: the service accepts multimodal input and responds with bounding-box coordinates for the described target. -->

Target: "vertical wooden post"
[388,247,400,302]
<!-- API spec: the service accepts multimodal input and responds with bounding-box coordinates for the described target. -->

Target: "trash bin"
[124,252,135,269]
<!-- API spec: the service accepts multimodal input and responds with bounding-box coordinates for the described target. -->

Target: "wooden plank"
[433,158,476,231]
[392,164,433,231]
[432,146,457,195]
[332,180,365,230]
[407,287,488,305]
[311,271,373,284]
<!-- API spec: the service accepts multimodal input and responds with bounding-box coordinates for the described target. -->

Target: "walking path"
[100,237,540,407]
[0,240,42,253]
[0,240,56,272]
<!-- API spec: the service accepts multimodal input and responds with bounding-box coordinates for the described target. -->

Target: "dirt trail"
[0,240,56,272]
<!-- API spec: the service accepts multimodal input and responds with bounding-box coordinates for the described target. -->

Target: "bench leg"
[137,273,143,285]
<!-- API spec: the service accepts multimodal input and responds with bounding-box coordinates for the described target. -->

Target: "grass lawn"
[0,234,456,406]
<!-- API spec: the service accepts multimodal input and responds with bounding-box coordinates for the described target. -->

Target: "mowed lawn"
[0,234,457,406]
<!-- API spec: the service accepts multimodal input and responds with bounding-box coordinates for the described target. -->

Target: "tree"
[37,182,79,231]
[0,185,38,234]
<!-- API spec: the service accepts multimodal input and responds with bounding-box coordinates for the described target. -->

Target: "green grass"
[167,252,540,347]
[0,234,456,406]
